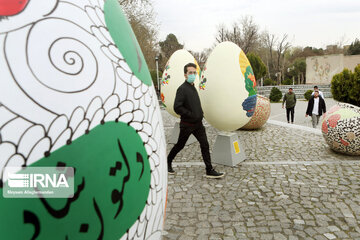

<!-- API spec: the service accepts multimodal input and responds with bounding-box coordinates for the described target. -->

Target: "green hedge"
[282,78,293,85]
[304,90,313,101]
[263,78,275,86]
[269,87,282,102]
[331,64,360,107]
[150,69,162,88]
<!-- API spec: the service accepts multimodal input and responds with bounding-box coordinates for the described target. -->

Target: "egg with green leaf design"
[199,42,257,131]
[0,0,167,239]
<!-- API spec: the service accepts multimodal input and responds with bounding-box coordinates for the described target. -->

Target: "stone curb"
[267,119,322,135]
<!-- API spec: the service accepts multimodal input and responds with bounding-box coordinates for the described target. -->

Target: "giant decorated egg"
[322,102,360,155]
[241,95,271,130]
[0,0,167,239]
[161,49,200,117]
[199,42,257,131]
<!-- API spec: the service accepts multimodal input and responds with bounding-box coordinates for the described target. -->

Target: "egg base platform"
[211,132,246,167]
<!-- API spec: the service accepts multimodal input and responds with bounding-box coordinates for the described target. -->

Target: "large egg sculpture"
[161,50,200,117]
[199,42,257,131]
[0,0,167,239]
[241,95,271,130]
[322,102,360,155]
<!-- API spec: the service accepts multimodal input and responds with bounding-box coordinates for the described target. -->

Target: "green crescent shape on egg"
[0,122,150,239]
[104,0,152,86]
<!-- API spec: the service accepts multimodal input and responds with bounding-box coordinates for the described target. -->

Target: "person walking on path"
[311,86,325,99]
[282,88,297,124]
[306,91,326,128]
[167,63,224,179]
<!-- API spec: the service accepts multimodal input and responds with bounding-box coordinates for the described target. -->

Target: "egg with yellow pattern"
[199,42,257,131]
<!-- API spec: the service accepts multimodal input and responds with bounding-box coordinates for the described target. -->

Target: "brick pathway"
[162,109,360,240]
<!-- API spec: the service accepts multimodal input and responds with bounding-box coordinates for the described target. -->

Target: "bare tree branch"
[214,16,259,53]
[215,24,227,43]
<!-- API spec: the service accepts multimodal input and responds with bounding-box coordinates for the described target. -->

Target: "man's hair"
[314,90,319,93]
[289,88,293,90]
[314,86,318,89]
[184,63,197,74]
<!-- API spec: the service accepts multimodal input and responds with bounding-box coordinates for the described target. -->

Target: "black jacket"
[306,96,326,116]
[173,81,203,124]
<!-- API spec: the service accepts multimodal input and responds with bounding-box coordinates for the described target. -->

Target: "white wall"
[306,54,360,84]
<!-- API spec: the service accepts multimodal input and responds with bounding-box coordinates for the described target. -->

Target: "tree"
[262,32,275,79]
[150,69,162,88]
[247,53,267,85]
[120,0,159,70]
[215,24,228,43]
[262,32,291,84]
[240,16,259,54]
[190,48,211,68]
[159,34,183,68]
[304,90,313,101]
[276,34,291,84]
[159,34,183,59]
[269,87,282,102]
[347,38,360,55]
[263,78,275,86]
[351,65,360,106]
[286,58,306,84]
[331,65,360,107]
[215,16,260,54]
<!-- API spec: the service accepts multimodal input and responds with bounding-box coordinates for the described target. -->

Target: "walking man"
[311,86,324,99]
[306,91,326,128]
[282,88,297,124]
[167,63,224,179]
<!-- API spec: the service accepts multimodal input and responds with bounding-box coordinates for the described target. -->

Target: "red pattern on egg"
[322,121,328,134]
[340,138,350,146]
[322,103,360,156]
[327,105,341,115]
[328,114,341,128]
[0,0,29,16]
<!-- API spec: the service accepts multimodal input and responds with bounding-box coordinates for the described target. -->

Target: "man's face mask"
[187,74,196,83]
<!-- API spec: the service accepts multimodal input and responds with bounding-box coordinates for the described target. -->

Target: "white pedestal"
[211,132,246,167]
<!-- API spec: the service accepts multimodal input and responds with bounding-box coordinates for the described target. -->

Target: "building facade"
[306,54,360,84]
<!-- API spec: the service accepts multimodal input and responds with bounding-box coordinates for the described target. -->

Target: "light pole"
[155,55,160,97]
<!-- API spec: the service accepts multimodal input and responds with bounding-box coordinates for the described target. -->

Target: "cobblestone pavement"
[161,109,360,240]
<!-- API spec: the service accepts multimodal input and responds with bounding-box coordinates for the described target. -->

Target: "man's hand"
[305,114,308,117]
[282,105,284,109]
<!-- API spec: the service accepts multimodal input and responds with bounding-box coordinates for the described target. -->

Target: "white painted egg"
[0,0,166,239]
[160,49,200,117]
[199,41,257,131]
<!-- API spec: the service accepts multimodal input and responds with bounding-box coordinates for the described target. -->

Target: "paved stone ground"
[161,109,360,240]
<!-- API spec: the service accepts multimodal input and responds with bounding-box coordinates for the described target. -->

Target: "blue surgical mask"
[187,74,196,83]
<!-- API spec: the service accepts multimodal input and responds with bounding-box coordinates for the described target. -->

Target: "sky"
[153,0,360,52]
